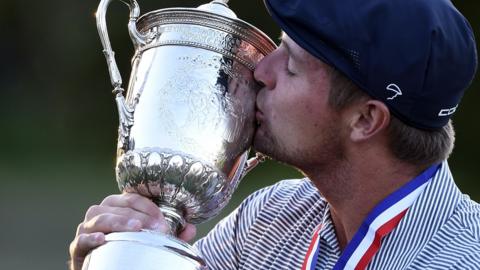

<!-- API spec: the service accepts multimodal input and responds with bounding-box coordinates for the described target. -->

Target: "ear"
[348,100,390,142]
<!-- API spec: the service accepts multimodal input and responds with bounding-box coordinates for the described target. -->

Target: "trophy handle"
[96,0,146,89]
[96,0,147,152]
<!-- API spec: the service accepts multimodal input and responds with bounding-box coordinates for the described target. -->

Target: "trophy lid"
[197,0,237,19]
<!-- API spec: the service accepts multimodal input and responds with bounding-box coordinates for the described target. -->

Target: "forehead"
[280,32,305,57]
[280,32,329,70]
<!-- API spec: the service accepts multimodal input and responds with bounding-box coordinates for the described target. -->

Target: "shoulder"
[200,177,324,242]
[239,178,322,215]
[434,198,480,268]
[418,195,480,268]
[233,178,326,242]
[450,195,480,240]
[193,178,324,269]
[250,178,317,196]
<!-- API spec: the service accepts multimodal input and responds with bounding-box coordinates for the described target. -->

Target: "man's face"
[253,34,345,171]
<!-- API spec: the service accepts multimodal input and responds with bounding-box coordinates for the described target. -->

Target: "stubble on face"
[253,110,346,175]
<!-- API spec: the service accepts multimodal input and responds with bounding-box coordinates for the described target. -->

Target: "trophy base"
[82,231,207,270]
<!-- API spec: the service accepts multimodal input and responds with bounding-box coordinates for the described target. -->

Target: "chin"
[252,135,267,154]
[252,133,288,164]
[253,126,297,165]
[253,133,273,157]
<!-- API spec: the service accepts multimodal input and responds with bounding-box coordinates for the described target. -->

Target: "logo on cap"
[386,84,402,100]
[438,105,458,117]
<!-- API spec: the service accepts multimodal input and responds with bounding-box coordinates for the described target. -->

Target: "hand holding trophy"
[82,0,275,269]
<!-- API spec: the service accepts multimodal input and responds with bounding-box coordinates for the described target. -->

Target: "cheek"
[280,94,324,125]
[269,95,318,138]
[265,74,330,130]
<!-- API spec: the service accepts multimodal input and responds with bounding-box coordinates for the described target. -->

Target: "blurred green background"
[0,0,478,269]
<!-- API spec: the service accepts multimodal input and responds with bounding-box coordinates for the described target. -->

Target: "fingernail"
[127,219,141,230]
[149,222,168,232]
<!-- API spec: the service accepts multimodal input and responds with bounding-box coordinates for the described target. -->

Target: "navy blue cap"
[265,0,477,130]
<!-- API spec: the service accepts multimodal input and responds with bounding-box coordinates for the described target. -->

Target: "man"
[70,0,479,269]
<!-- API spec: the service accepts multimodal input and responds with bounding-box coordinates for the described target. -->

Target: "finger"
[81,213,143,234]
[100,193,162,218]
[178,223,196,242]
[84,205,162,229]
[69,232,105,270]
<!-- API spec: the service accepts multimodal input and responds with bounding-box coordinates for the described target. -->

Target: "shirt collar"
[379,161,463,252]
[319,203,342,256]
[317,161,462,260]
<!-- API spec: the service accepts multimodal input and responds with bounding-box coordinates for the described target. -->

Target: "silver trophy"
[82,0,276,269]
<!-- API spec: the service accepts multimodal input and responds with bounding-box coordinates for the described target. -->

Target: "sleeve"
[193,183,283,270]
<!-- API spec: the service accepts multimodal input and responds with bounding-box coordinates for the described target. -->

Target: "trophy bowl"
[83,0,276,269]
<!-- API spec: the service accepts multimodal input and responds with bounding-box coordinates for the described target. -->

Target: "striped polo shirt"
[194,162,480,269]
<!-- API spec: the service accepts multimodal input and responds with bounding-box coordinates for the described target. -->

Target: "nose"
[254,51,276,90]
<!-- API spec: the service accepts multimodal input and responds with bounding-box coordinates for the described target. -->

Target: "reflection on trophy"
[82,0,276,269]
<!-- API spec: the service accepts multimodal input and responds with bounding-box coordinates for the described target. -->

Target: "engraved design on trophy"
[83,0,276,269]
